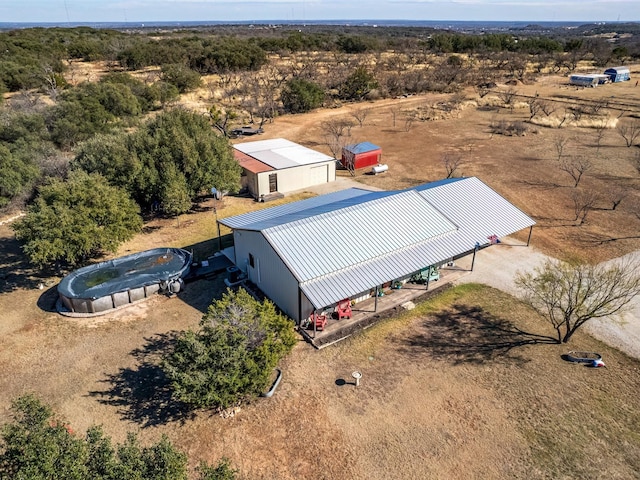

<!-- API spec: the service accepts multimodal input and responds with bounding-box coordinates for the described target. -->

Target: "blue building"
[604,66,631,83]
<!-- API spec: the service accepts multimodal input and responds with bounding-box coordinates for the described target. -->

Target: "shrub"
[281,78,325,113]
[161,64,201,93]
[163,288,296,410]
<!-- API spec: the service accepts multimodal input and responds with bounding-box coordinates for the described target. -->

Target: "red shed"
[341,142,382,170]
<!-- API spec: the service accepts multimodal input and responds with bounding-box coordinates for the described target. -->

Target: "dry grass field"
[1,65,640,479]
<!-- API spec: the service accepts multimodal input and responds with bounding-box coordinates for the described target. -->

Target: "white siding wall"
[255,161,336,197]
[233,230,301,320]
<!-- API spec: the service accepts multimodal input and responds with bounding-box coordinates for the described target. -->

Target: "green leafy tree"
[0,145,40,208]
[0,395,87,480]
[339,66,378,100]
[163,288,296,410]
[13,171,142,267]
[515,259,640,343]
[0,395,192,480]
[49,81,143,149]
[197,459,237,480]
[159,162,193,216]
[161,64,202,93]
[281,78,325,113]
[74,110,241,214]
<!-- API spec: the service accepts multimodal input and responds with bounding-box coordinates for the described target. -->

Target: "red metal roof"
[234,150,274,174]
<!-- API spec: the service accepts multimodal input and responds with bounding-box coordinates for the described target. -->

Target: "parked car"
[231,126,264,137]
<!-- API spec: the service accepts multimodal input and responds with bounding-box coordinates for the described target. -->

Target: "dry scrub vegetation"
[1,45,640,478]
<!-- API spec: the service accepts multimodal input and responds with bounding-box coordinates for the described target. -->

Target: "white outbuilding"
[234,138,336,201]
[219,177,535,324]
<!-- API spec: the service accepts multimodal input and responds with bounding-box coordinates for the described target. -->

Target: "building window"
[249,253,255,268]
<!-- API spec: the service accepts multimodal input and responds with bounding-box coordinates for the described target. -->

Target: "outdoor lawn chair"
[312,313,327,331]
[336,298,352,320]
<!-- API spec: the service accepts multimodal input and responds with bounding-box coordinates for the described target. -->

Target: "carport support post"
[374,286,379,312]
[526,225,533,247]
[425,267,431,291]
[471,244,479,271]
[214,207,222,251]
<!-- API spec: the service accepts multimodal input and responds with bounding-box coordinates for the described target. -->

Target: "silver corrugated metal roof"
[219,188,377,230]
[227,177,535,309]
[234,138,335,170]
[416,177,534,239]
[264,190,458,282]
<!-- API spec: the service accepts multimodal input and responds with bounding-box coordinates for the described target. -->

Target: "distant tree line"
[1,25,639,94]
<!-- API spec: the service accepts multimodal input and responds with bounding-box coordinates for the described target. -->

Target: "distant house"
[233,138,336,201]
[604,66,631,83]
[341,142,382,170]
[218,177,535,324]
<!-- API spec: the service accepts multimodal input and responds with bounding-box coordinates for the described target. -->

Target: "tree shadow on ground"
[517,178,565,190]
[396,304,557,365]
[88,332,195,427]
[577,231,640,246]
[0,234,51,294]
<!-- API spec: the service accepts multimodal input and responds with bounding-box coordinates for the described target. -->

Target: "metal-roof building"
[234,138,337,200]
[604,66,631,83]
[341,142,382,170]
[219,177,535,323]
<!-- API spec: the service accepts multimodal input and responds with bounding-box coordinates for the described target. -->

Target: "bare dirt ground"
[2,68,640,478]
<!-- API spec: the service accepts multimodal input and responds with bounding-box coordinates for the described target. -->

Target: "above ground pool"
[58,248,192,316]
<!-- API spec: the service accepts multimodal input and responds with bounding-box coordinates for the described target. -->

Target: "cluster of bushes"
[10,109,240,267]
[118,36,267,73]
[0,394,236,480]
[73,109,241,213]
[0,27,122,92]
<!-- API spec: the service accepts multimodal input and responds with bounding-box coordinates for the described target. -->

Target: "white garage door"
[309,165,328,184]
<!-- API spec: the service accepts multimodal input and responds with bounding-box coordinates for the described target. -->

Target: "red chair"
[337,298,352,320]
[312,313,327,331]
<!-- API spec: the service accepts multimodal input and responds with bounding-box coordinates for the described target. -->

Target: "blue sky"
[0,0,638,23]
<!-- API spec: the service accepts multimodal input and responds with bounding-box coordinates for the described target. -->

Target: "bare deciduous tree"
[497,87,517,108]
[515,258,640,343]
[617,121,640,147]
[389,106,400,128]
[527,98,543,120]
[403,111,417,132]
[351,107,370,128]
[441,152,464,179]
[539,100,557,117]
[589,98,609,115]
[321,117,354,160]
[571,189,599,224]
[473,83,492,98]
[553,136,570,161]
[593,125,607,152]
[560,157,592,187]
[605,185,628,210]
